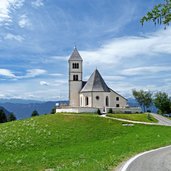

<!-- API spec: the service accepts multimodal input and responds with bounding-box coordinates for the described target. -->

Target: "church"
[56,47,128,113]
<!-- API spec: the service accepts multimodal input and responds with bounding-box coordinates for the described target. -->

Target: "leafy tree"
[51,107,56,114]
[132,89,153,112]
[141,0,171,27]
[0,109,7,123]
[154,92,171,114]
[8,113,17,121]
[31,110,39,117]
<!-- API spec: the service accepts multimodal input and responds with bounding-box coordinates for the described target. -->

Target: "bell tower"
[68,48,83,107]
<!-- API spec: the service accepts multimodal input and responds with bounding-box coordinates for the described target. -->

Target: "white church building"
[56,48,141,113]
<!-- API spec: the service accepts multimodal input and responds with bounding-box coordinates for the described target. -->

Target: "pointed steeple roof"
[81,69,110,92]
[69,47,83,61]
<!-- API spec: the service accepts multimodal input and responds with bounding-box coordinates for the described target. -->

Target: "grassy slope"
[0,114,171,171]
[107,113,158,123]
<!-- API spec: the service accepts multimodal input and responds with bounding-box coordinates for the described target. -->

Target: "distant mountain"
[0,98,43,104]
[127,98,157,113]
[127,98,139,107]
[0,106,11,115]
[0,101,69,120]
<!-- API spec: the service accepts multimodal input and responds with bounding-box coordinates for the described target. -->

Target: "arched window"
[80,97,82,106]
[106,96,109,107]
[85,96,89,106]
[72,63,79,69]
[73,75,78,81]
[116,97,119,101]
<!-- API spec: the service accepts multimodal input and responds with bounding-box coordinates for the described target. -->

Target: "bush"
[31,110,39,117]
[124,111,132,114]
[108,108,113,114]
[147,113,152,121]
[8,113,16,121]
[147,110,151,113]
[97,109,101,115]
[51,107,56,114]
[0,109,7,123]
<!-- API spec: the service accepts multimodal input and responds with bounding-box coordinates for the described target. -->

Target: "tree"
[132,89,153,112]
[0,109,7,123]
[154,92,171,114]
[50,107,56,114]
[31,110,39,117]
[141,0,171,27]
[8,113,17,121]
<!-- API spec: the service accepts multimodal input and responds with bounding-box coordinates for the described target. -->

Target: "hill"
[1,114,171,171]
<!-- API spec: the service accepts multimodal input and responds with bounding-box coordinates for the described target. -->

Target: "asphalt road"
[116,114,171,171]
[151,113,171,126]
[125,146,171,171]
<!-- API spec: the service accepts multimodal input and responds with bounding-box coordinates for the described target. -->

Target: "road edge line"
[120,145,171,171]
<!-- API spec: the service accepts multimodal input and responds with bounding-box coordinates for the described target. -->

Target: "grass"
[107,113,158,123]
[0,113,171,171]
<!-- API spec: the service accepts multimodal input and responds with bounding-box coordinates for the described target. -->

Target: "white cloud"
[0,0,24,24]
[0,68,46,79]
[31,0,44,8]
[103,75,125,81]
[49,73,63,77]
[4,33,24,42]
[122,66,171,76]
[23,69,47,78]
[40,81,49,86]
[18,14,32,28]
[0,69,16,78]
[80,28,171,66]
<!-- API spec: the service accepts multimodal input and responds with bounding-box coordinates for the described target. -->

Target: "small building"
[56,48,142,113]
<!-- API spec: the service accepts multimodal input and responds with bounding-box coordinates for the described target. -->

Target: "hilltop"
[1,113,171,171]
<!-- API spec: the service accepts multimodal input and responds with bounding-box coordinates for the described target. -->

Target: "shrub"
[8,113,16,121]
[97,109,101,115]
[51,107,56,114]
[0,109,7,123]
[31,110,39,117]
[124,111,132,114]
[147,113,152,121]
[108,108,113,114]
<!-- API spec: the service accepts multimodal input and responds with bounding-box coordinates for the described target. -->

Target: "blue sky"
[0,0,170,101]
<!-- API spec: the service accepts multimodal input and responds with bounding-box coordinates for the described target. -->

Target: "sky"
[0,0,170,101]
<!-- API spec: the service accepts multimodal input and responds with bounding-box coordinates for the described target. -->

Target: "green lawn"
[0,113,171,171]
[107,113,158,123]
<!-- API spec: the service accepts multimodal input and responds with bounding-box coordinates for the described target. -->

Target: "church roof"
[81,69,110,92]
[68,48,83,61]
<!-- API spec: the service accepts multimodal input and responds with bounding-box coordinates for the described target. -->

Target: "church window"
[106,96,109,107]
[116,97,119,101]
[80,97,82,106]
[96,96,100,100]
[85,97,89,106]
[72,63,79,69]
[73,75,78,81]
[116,104,120,107]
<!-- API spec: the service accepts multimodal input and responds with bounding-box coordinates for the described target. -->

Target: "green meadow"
[1,114,171,171]
[107,113,158,123]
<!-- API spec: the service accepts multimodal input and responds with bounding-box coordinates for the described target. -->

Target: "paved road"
[121,146,171,171]
[115,114,171,171]
[151,113,171,126]
[105,113,171,127]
